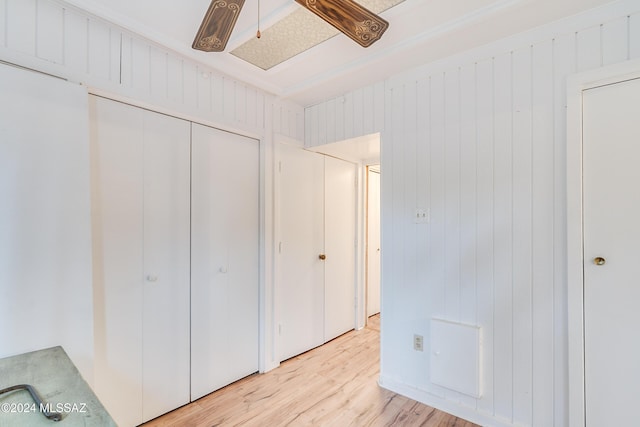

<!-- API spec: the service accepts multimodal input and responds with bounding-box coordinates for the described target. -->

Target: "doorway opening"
[306,132,381,330]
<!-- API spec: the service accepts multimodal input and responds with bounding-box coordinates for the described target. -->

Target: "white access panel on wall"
[191,123,260,400]
[90,96,191,426]
[583,77,640,427]
[430,318,482,398]
[324,156,357,341]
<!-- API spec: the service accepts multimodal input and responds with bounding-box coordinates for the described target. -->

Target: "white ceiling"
[62,0,614,106]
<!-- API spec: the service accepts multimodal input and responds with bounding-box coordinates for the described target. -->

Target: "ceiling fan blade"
[193,0,245,52]
[295,0,389,48]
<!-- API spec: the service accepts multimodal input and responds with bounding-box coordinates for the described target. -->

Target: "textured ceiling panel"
[231,0,404,70]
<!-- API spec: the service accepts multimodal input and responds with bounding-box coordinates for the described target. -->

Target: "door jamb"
[566,59,640,427]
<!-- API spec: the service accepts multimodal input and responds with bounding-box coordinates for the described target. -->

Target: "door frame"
[566,59,640,427]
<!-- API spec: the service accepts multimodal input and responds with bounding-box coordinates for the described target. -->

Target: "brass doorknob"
[594,257,606,266]
[319,254,326,260]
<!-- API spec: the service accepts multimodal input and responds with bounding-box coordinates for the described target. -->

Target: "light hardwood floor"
[143,315,478,427]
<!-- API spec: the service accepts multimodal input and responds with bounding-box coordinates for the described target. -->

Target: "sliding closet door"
[191,123,260,400]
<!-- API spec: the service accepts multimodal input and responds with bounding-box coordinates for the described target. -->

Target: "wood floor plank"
[143,315,478,427]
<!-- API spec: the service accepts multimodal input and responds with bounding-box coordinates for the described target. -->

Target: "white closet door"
[191,123,259,400]
[324,156,357,341]
[583,77,640,427]
[90,96,145,427]
[276,143,325,361]
[141,111,191,421]
[367,169,381,317]
[90,96,191,426]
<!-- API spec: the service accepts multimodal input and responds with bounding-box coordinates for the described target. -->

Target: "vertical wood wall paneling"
[63,8,88,76]
[415,78,431,383]
[246,87,257,130]
[385,83,405,373]
[474,58,495,417]
[631,13,640,58]
[362,85,374,135]
[223,78,235,122]
[576,25,602,72]
[602,16,629,65]
[374,81,385,134]
[182,61,198,112]
[511,45,533,426]
[458,63,477,329]
[7,0,36,55]
[444,69,461,325]
[352,87,364,137]
[428,73,446,335]
[325,98,336,144]
[317,101,326,145]
[130,38,151,97]
[235,82,247,126]
[0,0,6,47]
[402,81,423,318]
[211,74,224,118]
[149,47,168,100]
[492,50,514,423]
[167,54,184,105]
[87,19,112,82]
[551,31,576,427]
[531,39,555,427]
[343,91,354,140]
[36,0,63,64]
[335,95,345,142]
[196,69,211,112]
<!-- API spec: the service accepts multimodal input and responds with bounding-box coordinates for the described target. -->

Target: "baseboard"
[378,375,515,427]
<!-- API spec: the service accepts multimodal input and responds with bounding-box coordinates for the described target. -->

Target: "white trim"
[566,58,640,427]
[379,375,514,427]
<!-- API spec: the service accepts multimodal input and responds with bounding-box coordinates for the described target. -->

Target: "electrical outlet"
[413,334,424,351]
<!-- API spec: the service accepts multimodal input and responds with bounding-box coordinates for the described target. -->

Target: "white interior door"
[583,77,640,427]
[277,143,325,361]
[191,123,259,400]
[141,110,191,421]
[367,168,381,317]
[324,156,357,341]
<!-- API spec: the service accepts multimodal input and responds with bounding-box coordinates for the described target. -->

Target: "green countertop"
[0,347,116,427]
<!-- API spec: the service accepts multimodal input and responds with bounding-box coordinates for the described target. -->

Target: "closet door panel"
[324,156,357,341]
[90,96,144,427]
[141,111,191,421]
[191,123,259,400]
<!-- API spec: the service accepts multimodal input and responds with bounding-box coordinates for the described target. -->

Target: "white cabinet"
[90,96,191,426]
[276,143,357,361]
[190,124,260,400]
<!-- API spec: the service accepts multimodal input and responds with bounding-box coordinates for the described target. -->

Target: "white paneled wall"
[305,2,640,426]
[0,0,303,139]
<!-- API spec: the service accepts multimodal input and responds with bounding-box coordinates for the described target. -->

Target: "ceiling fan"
[192,0,389,53]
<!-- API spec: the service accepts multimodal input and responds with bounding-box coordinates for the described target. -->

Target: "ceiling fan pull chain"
[256,0,261,38]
